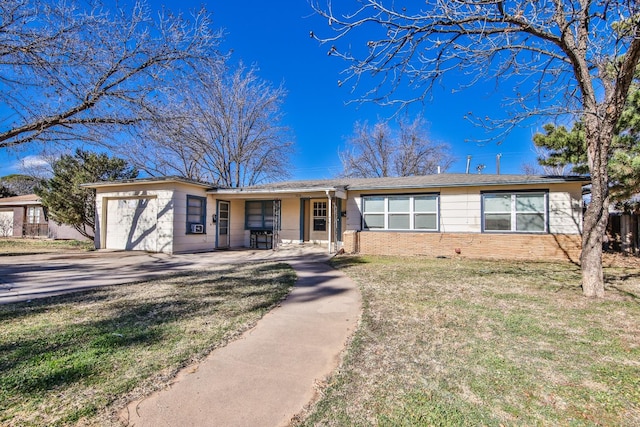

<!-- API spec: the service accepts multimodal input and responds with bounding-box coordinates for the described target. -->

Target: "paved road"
[0,246,332,304]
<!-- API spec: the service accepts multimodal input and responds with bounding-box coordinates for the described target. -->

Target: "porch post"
[326,191,332,254]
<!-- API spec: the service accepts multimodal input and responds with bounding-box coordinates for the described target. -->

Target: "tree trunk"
[580,193,607,298]
[580,118,611,298]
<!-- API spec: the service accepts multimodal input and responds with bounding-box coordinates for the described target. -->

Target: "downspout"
[326,190,333,254]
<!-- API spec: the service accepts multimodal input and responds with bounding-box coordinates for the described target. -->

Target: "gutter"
[212,186,348,199]
[345,178,590,191]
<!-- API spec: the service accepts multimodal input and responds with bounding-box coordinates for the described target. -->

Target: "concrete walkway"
[121,253,362,426]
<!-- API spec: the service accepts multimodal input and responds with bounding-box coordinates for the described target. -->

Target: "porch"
[210,182,348,253]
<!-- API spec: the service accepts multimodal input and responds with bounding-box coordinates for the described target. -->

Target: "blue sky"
[1,0,546,180]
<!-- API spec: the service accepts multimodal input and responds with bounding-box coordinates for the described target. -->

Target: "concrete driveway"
[0,245,332,304]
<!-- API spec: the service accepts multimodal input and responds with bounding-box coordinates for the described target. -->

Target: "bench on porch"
[250,230,273,249]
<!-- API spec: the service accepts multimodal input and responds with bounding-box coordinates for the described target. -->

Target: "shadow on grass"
[0,265,295,399]
[0,252,62,257]
[604,268,640,283]
[330,256,370,270]
[0,298,209,394]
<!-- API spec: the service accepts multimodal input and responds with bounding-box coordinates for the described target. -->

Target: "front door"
[217,201,230,249]
[309,199,328,242]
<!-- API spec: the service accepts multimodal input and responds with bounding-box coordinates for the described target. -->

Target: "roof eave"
[0,200,41,206]
[82,176,214,190]
[347,178,590,191]
[210,186,346,195]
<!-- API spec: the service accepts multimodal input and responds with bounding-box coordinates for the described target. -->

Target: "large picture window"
[186,195,206,234]
[482,192,547,233]
[362,194,439,231]
[245,200,274,230]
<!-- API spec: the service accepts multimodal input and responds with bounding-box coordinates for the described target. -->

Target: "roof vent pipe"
[437,166,441,174]
[465,155,471,174]
[496,153,502,175]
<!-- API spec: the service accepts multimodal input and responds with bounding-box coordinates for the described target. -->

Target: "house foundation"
[343,231,582,263]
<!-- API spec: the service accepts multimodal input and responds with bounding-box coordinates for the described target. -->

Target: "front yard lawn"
[0,238,94,255]
[299,256,640,426]
[0,262,295,426]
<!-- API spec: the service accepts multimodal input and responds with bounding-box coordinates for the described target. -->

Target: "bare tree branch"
[0,0,223,149]
[124,63,294,187]
[312,0,640,297]
[339,116,454,178]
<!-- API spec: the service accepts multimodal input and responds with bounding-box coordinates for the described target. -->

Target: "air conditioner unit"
[191,224,204,233]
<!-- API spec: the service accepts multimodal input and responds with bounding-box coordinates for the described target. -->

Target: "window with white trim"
[186,195,206,234]
[27,207,41,224]
[482,192,547,232]
[362,195,439,231]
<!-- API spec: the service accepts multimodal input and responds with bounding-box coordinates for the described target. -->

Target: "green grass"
[0,238,94,255]
[298,256,640,427]
[0,262,296,426]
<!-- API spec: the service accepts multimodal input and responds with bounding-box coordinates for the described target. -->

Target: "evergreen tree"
[534,86,640,202]
[37,150,138,240]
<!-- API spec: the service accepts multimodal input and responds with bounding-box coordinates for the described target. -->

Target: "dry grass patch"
[299,256,640,426]
[0,238,93,255]
[0,262,295,426]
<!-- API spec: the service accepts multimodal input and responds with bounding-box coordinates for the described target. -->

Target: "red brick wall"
[342,231,581,262]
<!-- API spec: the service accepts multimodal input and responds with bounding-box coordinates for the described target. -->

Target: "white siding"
[172,185,216,253]
[549,183,583,234]
[105,197,159,251]
[228,199,247,247]
[345,196,363,231]
[95,182,213,254]
[96,187,175,253]
[440,189,482,232]
[93,178,585,255]
[345,183,583,236]
[280,198,301,242]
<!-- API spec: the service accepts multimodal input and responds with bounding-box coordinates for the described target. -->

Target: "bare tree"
[313,1,640,298]
[340,121,394,178]
[340,117,454,178]
[128,64,294,187]
[522,146,573,176]
[0,174,41,195]
[0,0,221,149]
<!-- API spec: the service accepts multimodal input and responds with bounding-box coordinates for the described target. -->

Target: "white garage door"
[0,210,14,237]
[105,198,158,251]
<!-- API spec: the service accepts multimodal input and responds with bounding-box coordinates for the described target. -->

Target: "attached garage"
[105,197,158,251]
[87,177,217,254]
[0,210,14,237]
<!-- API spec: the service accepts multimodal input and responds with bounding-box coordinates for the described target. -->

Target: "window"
[313,201,327,231]
[482,192,547,233]
[245,200,274,230]
[27,207,40,224]
[362,194,439,231]
[186,195,206,234]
